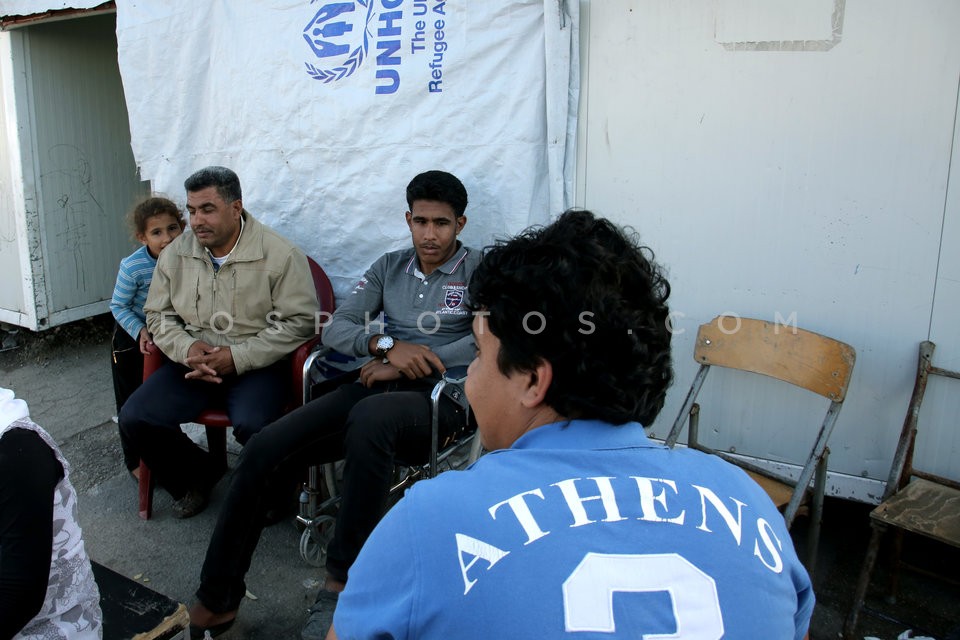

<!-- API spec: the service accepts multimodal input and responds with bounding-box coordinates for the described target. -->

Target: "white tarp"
[115,0,579,296]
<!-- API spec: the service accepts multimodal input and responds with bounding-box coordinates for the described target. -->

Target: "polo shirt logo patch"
[444,289,464,309]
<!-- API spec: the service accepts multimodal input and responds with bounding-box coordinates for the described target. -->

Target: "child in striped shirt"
[109,196,184,478]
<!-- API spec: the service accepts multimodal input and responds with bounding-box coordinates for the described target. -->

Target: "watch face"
[377,335,394,353]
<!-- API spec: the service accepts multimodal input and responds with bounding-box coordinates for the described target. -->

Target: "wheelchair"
[294,347,482,567]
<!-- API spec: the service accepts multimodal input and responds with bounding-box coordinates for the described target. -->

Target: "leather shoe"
[188,602,237,639]
[172,488,209,519]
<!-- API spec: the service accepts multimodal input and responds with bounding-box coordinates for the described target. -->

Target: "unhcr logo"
[304,0,413,94]
[303,1,374,83]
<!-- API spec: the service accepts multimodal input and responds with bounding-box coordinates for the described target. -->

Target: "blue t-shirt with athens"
[334,419,814,640]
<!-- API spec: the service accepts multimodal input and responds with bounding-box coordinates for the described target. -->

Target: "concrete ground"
[2,313,958,639]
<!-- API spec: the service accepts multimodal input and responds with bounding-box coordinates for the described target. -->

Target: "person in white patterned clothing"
[0,387,102,639]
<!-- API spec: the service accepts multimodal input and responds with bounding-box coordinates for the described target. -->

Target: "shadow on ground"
[800,497,960,640]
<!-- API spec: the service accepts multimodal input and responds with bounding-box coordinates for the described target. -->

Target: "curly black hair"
[128,196,184,237]
[468,209,673,427]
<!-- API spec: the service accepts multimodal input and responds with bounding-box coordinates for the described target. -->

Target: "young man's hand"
[383,341,445,379]
[359,358,402,387]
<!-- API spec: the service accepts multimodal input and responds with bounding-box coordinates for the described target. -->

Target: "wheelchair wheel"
[300,514,336,567]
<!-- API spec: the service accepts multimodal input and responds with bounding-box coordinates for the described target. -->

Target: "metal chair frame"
[842,340,960,638]
[665,315,856,577]
[295,356,481,567]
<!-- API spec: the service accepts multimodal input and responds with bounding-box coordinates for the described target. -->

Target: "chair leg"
[805,448,829,581]
[688,403,700,448]
[887,527,905,604]
[842,523,886,640]
[138,460,153,520]
[323,462,339,500]
[299,465,323,521]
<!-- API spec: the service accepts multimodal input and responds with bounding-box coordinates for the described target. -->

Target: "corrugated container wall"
[0,12,147,330]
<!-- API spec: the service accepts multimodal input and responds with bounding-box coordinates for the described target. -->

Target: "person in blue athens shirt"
[187,170,481,640]
[329,209,815,640]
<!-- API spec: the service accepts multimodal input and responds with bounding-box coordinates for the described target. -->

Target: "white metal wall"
[922,79,960,489]
[576,0,960,501]
[24,14,148,326]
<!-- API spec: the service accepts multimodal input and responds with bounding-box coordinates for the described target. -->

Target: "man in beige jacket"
[119,166,319,518]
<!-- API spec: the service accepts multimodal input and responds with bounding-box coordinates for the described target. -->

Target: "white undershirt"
[207,213,245,268]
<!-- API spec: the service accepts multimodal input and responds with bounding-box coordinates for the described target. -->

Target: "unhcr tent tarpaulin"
[114,0,579,295]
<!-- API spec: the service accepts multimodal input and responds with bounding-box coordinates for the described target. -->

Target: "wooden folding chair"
[665,315,856,576]
[842,340,960,639]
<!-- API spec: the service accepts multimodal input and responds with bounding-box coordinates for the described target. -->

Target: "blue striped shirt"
[110,245,157,340]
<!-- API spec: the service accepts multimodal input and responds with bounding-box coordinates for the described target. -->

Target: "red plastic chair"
[137,257,335,519]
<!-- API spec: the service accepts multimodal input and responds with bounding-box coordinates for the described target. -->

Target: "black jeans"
[110,323,143,471]
[118,358,289,499]
[196,377,465,613]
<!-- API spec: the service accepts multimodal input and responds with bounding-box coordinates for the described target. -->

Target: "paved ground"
[1,315,116,442]
[2,314,958,639]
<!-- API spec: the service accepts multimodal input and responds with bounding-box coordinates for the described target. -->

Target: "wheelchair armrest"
[428,365,475,478]
[442,365,469,384]
[433,368,469,411]
[292,336,323,407]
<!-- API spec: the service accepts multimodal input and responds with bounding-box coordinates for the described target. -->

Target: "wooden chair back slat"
[693,316,856,401]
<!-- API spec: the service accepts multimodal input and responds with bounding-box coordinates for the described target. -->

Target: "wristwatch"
[375,335,395,360]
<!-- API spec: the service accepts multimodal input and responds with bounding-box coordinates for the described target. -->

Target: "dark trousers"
[118,358,289,499]
[111,323,143,471]
[196,377,465,613]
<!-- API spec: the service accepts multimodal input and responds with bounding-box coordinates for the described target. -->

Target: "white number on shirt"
[562,552,724,638]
